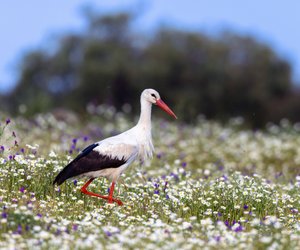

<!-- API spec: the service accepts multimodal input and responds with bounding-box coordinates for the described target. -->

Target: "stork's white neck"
[137,97,152,130]
[136,96,154,161]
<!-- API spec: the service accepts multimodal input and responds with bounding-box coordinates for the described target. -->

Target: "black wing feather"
[53,143,127,185]
[74,143,99,161]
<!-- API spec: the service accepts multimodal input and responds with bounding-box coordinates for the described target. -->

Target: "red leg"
[80,178,123,206]
[108,182,115,203]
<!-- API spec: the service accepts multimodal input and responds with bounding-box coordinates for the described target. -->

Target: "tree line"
[1,12,299,128]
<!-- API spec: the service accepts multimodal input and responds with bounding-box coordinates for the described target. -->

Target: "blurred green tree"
[4,12,298,127]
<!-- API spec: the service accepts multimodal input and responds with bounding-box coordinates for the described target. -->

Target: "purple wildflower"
[17,225,22,234]
[170,172,179,181]
[37,213,42,218]
[154,190,160,195]
[83,136,89,142]
[224,220,230,228]
[214,160,224,171]
[291,208,298,214]
[72,224,78,231]
[12,131,16,137]
[1,212,7,218]
[72,138,77,144]
[20,148,25,154]
[166,194,170,199]
[0,146,4,151]
[222,175,228,181]
[6,118,10,125]
[105,231,112,237]
[234,223,243,232]
[218,212,222,217]
[73,180,78,186]
[243,205,249,210]
[182,162,187,168]
[214,236,221,242]
[9,155,13,160]
[164,181,168,190]
[19,187,25,193]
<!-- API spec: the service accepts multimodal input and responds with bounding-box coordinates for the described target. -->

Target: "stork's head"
[142,89,177,119]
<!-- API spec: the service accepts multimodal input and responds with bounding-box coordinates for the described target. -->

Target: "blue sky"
[1,0,300,93]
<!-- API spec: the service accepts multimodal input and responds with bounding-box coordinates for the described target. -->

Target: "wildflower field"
[1,107,300,249]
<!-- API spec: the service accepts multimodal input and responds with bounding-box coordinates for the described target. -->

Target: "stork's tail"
[53,164,74,185]
[53,143,99,185]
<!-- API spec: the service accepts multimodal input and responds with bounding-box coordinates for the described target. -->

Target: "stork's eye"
[151,93,156,98]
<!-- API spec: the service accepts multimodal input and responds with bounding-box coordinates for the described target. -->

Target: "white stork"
[53,89,177,206]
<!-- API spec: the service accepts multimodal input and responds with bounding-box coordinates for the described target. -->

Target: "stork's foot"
[80,178,123,206]
[108,198,123,206]
[81,187,123,206]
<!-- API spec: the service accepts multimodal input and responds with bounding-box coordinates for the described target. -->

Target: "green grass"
[1,112,300,249]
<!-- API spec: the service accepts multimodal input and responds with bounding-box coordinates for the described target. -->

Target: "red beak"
[155,99,177,119]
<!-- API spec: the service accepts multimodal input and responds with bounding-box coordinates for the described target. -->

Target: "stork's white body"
[83,95,155,181]
[86,126,154,181]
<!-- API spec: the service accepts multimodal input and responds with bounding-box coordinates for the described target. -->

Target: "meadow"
[1,106,300,249]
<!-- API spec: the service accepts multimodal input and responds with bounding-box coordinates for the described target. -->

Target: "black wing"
[53,143,126,185]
